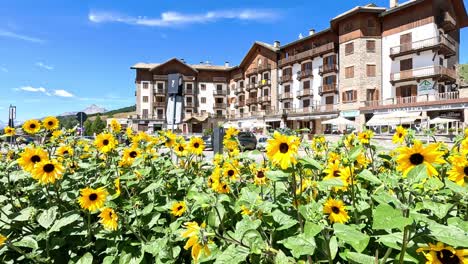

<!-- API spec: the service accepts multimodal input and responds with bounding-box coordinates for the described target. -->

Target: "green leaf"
[376,232,403,250]
[279,233,316,258]
[333,224,370,253]
[228,218,261,241]
[102,256,116,264]
[406,164,427,184]
[422,200,452,219]
[141,181,162,194]
[13,236,38,250]
[48,213,80,234]
[214,245,249,264]
[37,206,57,229]
[428,222,468,247]
[272,209,297,231]
[266,170,289,182]
[318,178,344,190]
[358,169,382,185]
[444,179,468,195]
[304,221,322,238]
[329,236,338,260]
[274,250,295,264]
[76,252,93,264]
[348,146,363,161]
[447,217,468,232]
[344,252,375,264]
[299,157,323,171]
[372,204,412,232]
[13,207,34,222]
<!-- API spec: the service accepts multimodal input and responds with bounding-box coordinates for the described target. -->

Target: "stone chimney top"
[273,40,280,48]
[390,0,398,8]
[224,61,230,67]
[309,29,315,36]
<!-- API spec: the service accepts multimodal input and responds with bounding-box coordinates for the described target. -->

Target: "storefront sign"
[341,110,360,118]
[418,79,434,95]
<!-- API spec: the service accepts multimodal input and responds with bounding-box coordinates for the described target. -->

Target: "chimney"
[180,58,185,63]
[309,29,315,36]
[224,61,230,67]
[390,0,398,8]
[273,40,280,48]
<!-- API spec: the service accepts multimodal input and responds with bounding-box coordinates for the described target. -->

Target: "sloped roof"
[131,58,234,71]
[331,4,386,23]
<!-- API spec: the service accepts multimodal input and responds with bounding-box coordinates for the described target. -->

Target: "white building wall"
[312,56,324,100]
[140,81,151,116]
[198,82,216,114]
[382,22,439,100]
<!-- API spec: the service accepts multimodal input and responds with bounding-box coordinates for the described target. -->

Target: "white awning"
[429,117,459,124]
[322,116,357,126]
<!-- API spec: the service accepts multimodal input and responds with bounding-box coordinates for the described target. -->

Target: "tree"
[92,115,106,135]
[83,120,93,136]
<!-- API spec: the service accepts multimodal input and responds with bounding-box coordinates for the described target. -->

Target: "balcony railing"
[213,77,227,82]
[237,101,246,108]
[246,83,258,91]
[258,96,271,103]
[257,63,271,73]
[232,72,243,80]
[441,11,456,32]
[319,64,338,76]
[214,103,227,109]
[246,68,257,76]
[154,101,166,107]
[234,87,245,94]
[390,65,457,84]
[319,83,338,95]
[279,92,294,100]
[185,102,195,108]
[297,89,312,98]
[297,69,313,80]
[259,79,271,87]
[213,90,228,96]
[389,35,456,59]
[184,89,194,95]
[279,75,292,84]
[137,114,165,120]
[362,91,460,108]
[279,42,336,67]
[288,104,338,114]
[246,98,258,105]
[154,88,166,95]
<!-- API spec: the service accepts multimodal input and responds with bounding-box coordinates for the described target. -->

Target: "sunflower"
[31,159,64,184]
[181,222,211,261]
[344,133,357,148]
[224,127,239,139]
[223,163,238,181]
[114,178,121,197]
[171,201,187,217]
[52,130,63,138]
[56,145,73,157]
[78,187,108,212]
[174,142,188,157]
[254,167,268,185]
[43,116,59,131]
[447,157,468,186]
[323,161,350,191]
[358,130,374,144]
[215,181,230,194]
[417,242,468,264]
[125,127,134,138]
[22,119,41,134]
[109,119,121,133]
[17,147,49,172]
[4,126,15,136]
[311,135,327,152]
[120,147,141,166]
[188,137,205,155]
[99,208,118,231]
[327,152,340,164]
[323,198,350,224]
[266,131,300,170]
[392,126,407,144]
[240,205,253,215]
[396,140,445,177]
[164,131,177,148]
[94,133,117,153]
[0,234,6,246]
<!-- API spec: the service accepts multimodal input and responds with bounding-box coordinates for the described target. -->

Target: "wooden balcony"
[232,72,243,80]
[278,42,336,67]
[440,11,456,32]
[213,77,227,82]
[257,63,271,73]
[297,89,312,98]
[390,65,457,84]
[185,102,195,108]
[154,101,166,107]
[289,103,338,115]
[258,96,271,104]
[137,114,165,121]
[279,92,294,101]
[246,83,258,91]
[246,98,258,105]
[214,103,227,109]
[259,79,271,87]
[319,64,338,76]
[234,87,245,95]
[153,88,166,95]
[297,69,313,80]
[361,91,464,110]
[279,75,292,84]
[184,89,194,95]
[213,90,228,96]
[389,35,456,60]
[237,101,246,108]
[319,83,338,95]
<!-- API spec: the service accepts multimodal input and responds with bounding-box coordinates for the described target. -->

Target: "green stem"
[322,230,333,264]
[381,248,392,264]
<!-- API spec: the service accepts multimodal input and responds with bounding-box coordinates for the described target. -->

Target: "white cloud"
[53,89,74,97]
[15,86,74,98]
[0,29,44,43]
[36,62,54,70]
[88,9,280,27]
[0,67,7,73]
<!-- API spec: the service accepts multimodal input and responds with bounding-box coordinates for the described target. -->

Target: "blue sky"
[1,0,467,121]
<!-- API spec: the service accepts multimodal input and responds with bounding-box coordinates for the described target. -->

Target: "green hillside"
[59,105,136,129]
[459,64,468,83]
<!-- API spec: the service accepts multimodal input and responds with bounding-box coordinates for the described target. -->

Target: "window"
[200,84,206,91]
[439,57,444,66]
[342,90,357,102]
[284,102,291,109]
[325,96,334,105]
[324,55,335,66]
[157,83,164,90]
[282,67,292,76]
[400,58,413,71]
[216,84,223,91]
[303,99,310,107]
[186,109,193,114]
[186,83,193,90]
[344,22,353,33]
[303,80,311,89]
[216,110,223,116]
[302,62,312,71]
[366,40,376,53]
[142,96,149,102]
[400,33,412,52]
[251,106,256,112]
[142,109,148,118]
[155,97,164,103]
[284,85,291,93]
[324,75,336,85]
[201,97,206,104]
[239,81,244,88]
[142,82,149,89]
[263,89,269,96]
[345,66,354,79]
[345,42,354,55]
[251,76,256,84]
[186,97,193,103]
[216,98,223,104]
[263,72,269,80]
[367,65,376,77]
[366,89,379,101]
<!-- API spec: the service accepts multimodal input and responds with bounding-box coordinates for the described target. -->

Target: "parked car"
[202,135,213,150]
[237,132,257,151]
[257,136,268,151]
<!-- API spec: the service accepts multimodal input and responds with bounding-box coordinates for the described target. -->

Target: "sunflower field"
[0,117,468,263]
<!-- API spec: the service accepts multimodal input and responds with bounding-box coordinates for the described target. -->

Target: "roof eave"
[279,28,332,49]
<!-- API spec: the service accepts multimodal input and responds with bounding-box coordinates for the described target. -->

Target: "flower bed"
[0,118,467,263]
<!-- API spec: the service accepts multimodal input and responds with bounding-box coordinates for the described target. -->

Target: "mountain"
[59,104,107,117]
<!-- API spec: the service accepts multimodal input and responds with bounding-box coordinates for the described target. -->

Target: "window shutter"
[396,87,401,97]
[332,55,337,65]
[342,92,345,102]
[353,90,357,101]
[411,85,417,96]
[374,89,379,101]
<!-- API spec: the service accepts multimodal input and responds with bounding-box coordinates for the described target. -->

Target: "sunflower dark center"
[228,170,235,176]
[409,153,424,165]
[257,171,265,178]
[178,146,184,151]
[331,206,340,214]
[48,121,53,126]
[464,166,468,176]
[30,124,36,129]
[436,249,459,264]
[194,143,200,148]
[63,150,69,155]
[31,155,41,163]
[222,184,227,190]
[103,139,109,146]
[129,151,138,158]
[89,193,98,201]
[177,206,183,211]
[43,164,55,173]
[279,143,289,153]
[109,211,113,217]
[398,133,403,138]
[333,170,340,177]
